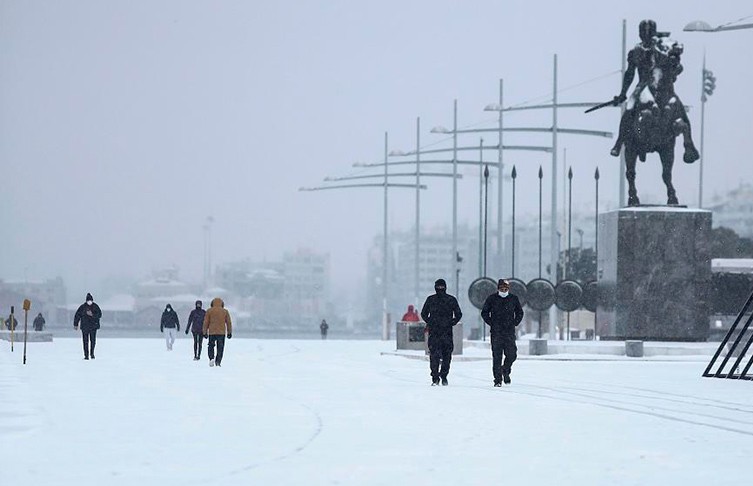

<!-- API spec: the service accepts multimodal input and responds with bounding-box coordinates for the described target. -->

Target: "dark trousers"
[208,335,226,364]
[82,329,97,358]
[491,332,517,383]
[428,335,454,380]
[192,331,204,358]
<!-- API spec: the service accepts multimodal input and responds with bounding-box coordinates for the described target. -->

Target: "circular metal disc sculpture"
[582,281,598,312]
[507,278,528,307]
[468,277,497,310]
[526,278,556,311]
[555,280,583,312]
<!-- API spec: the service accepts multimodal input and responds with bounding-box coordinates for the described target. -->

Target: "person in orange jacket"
[202,297,232,367]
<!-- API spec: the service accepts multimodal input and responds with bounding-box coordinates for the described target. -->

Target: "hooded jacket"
[33,314,45,331]
[187,304,206,333]
[202,298,232,336]
[74,293,102,331]
[402,305,420,322]
[420,289,462,338]
[160,305,180,331]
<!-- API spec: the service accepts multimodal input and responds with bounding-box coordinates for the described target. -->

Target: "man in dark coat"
[33,313,45,331]
[185,300,206,360]
[420,278,463,386]
[73,293,102,360]
[5,315,18,331]
[481,279,524,386]
[160,304,180,351]
[320,319,329,340]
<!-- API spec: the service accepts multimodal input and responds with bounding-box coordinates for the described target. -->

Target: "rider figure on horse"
[610,19,700,164]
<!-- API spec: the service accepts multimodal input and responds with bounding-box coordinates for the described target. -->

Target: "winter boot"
[502,372,511,385]
[441,378,448,386]
[431,378,440,386]
[209,360,215,367]
[494,381,502,387]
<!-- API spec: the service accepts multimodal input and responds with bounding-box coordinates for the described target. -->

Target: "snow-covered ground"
[1,338,751,485]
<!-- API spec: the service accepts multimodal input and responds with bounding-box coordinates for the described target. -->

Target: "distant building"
[708,184,753,238]
[0,277,66,327]
[216,249,331,331]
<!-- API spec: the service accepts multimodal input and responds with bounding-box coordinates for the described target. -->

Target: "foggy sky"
[1,0,751,303]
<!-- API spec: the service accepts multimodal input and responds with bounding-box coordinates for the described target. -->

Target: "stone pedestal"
[597,207,711,341]
[0,330,53,342]
[625,340,644,357]
[395,321,463,355]
[529,338,548,355]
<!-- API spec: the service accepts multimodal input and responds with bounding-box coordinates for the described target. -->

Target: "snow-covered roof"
[100,294,136,312]
[711,258,753,274]
[149,294,201,304]
[138,279,188,287]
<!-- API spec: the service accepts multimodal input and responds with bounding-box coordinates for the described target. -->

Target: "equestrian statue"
[588,19,699,206]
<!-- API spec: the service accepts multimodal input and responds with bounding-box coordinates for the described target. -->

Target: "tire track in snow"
[223,342,325,477]
[376,365,753,437]
[451,371,753,437]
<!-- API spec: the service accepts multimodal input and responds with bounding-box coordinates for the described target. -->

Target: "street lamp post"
[684,19,753,33]
[203,216,214,289]
[453,100,459,297]
[382,132,389,340]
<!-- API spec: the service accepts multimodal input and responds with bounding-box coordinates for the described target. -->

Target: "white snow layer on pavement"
[1,338,751,486]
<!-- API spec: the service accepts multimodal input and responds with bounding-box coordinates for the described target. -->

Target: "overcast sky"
[1,0,751,302]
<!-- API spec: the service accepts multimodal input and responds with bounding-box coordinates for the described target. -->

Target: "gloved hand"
[227,333,232,339]
[160,329,163,333]
[613,94,627,105]
[185,329,189,335]
[74,325,78,331]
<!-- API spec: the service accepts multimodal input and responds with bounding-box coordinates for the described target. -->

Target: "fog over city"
[1,0,750,303]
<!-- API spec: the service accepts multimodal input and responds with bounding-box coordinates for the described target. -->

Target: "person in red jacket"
[402,305,420,322]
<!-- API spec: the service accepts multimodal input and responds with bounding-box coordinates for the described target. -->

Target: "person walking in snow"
[33,312,45,331]
[202,297,232,367]
[185,300,206,360]
[73,292,102,360]
[481,279,524,386]
[320,319,329,340]
[160,304,180,351]
[5,314,18,331]
[420,279,462,386]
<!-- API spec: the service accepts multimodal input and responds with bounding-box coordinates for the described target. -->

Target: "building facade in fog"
[0,277,67,327]
[708,184,753,238]
[216,248,331,332]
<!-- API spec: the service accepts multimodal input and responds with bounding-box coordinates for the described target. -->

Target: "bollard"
[625,340,644,358]
[529,338,548,356]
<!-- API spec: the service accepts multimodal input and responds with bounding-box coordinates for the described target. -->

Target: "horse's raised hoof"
[667,195,679,205]
[628,196,640,206]
[683,145,700,164]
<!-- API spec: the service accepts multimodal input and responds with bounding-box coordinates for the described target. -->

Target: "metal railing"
[703,286,753,380]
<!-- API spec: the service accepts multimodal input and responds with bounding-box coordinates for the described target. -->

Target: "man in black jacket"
[160,304,180,351]
[420,278,463,386]
[74,293,102,360]
[481,279,524,386]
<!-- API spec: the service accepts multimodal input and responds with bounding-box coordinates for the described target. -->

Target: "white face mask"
[86,300,93,305]
[498,291,509,298]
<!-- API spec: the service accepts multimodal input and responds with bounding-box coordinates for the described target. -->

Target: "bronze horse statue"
[592,20,699,206]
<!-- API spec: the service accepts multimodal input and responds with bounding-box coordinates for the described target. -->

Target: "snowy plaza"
[1,337,752,485]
